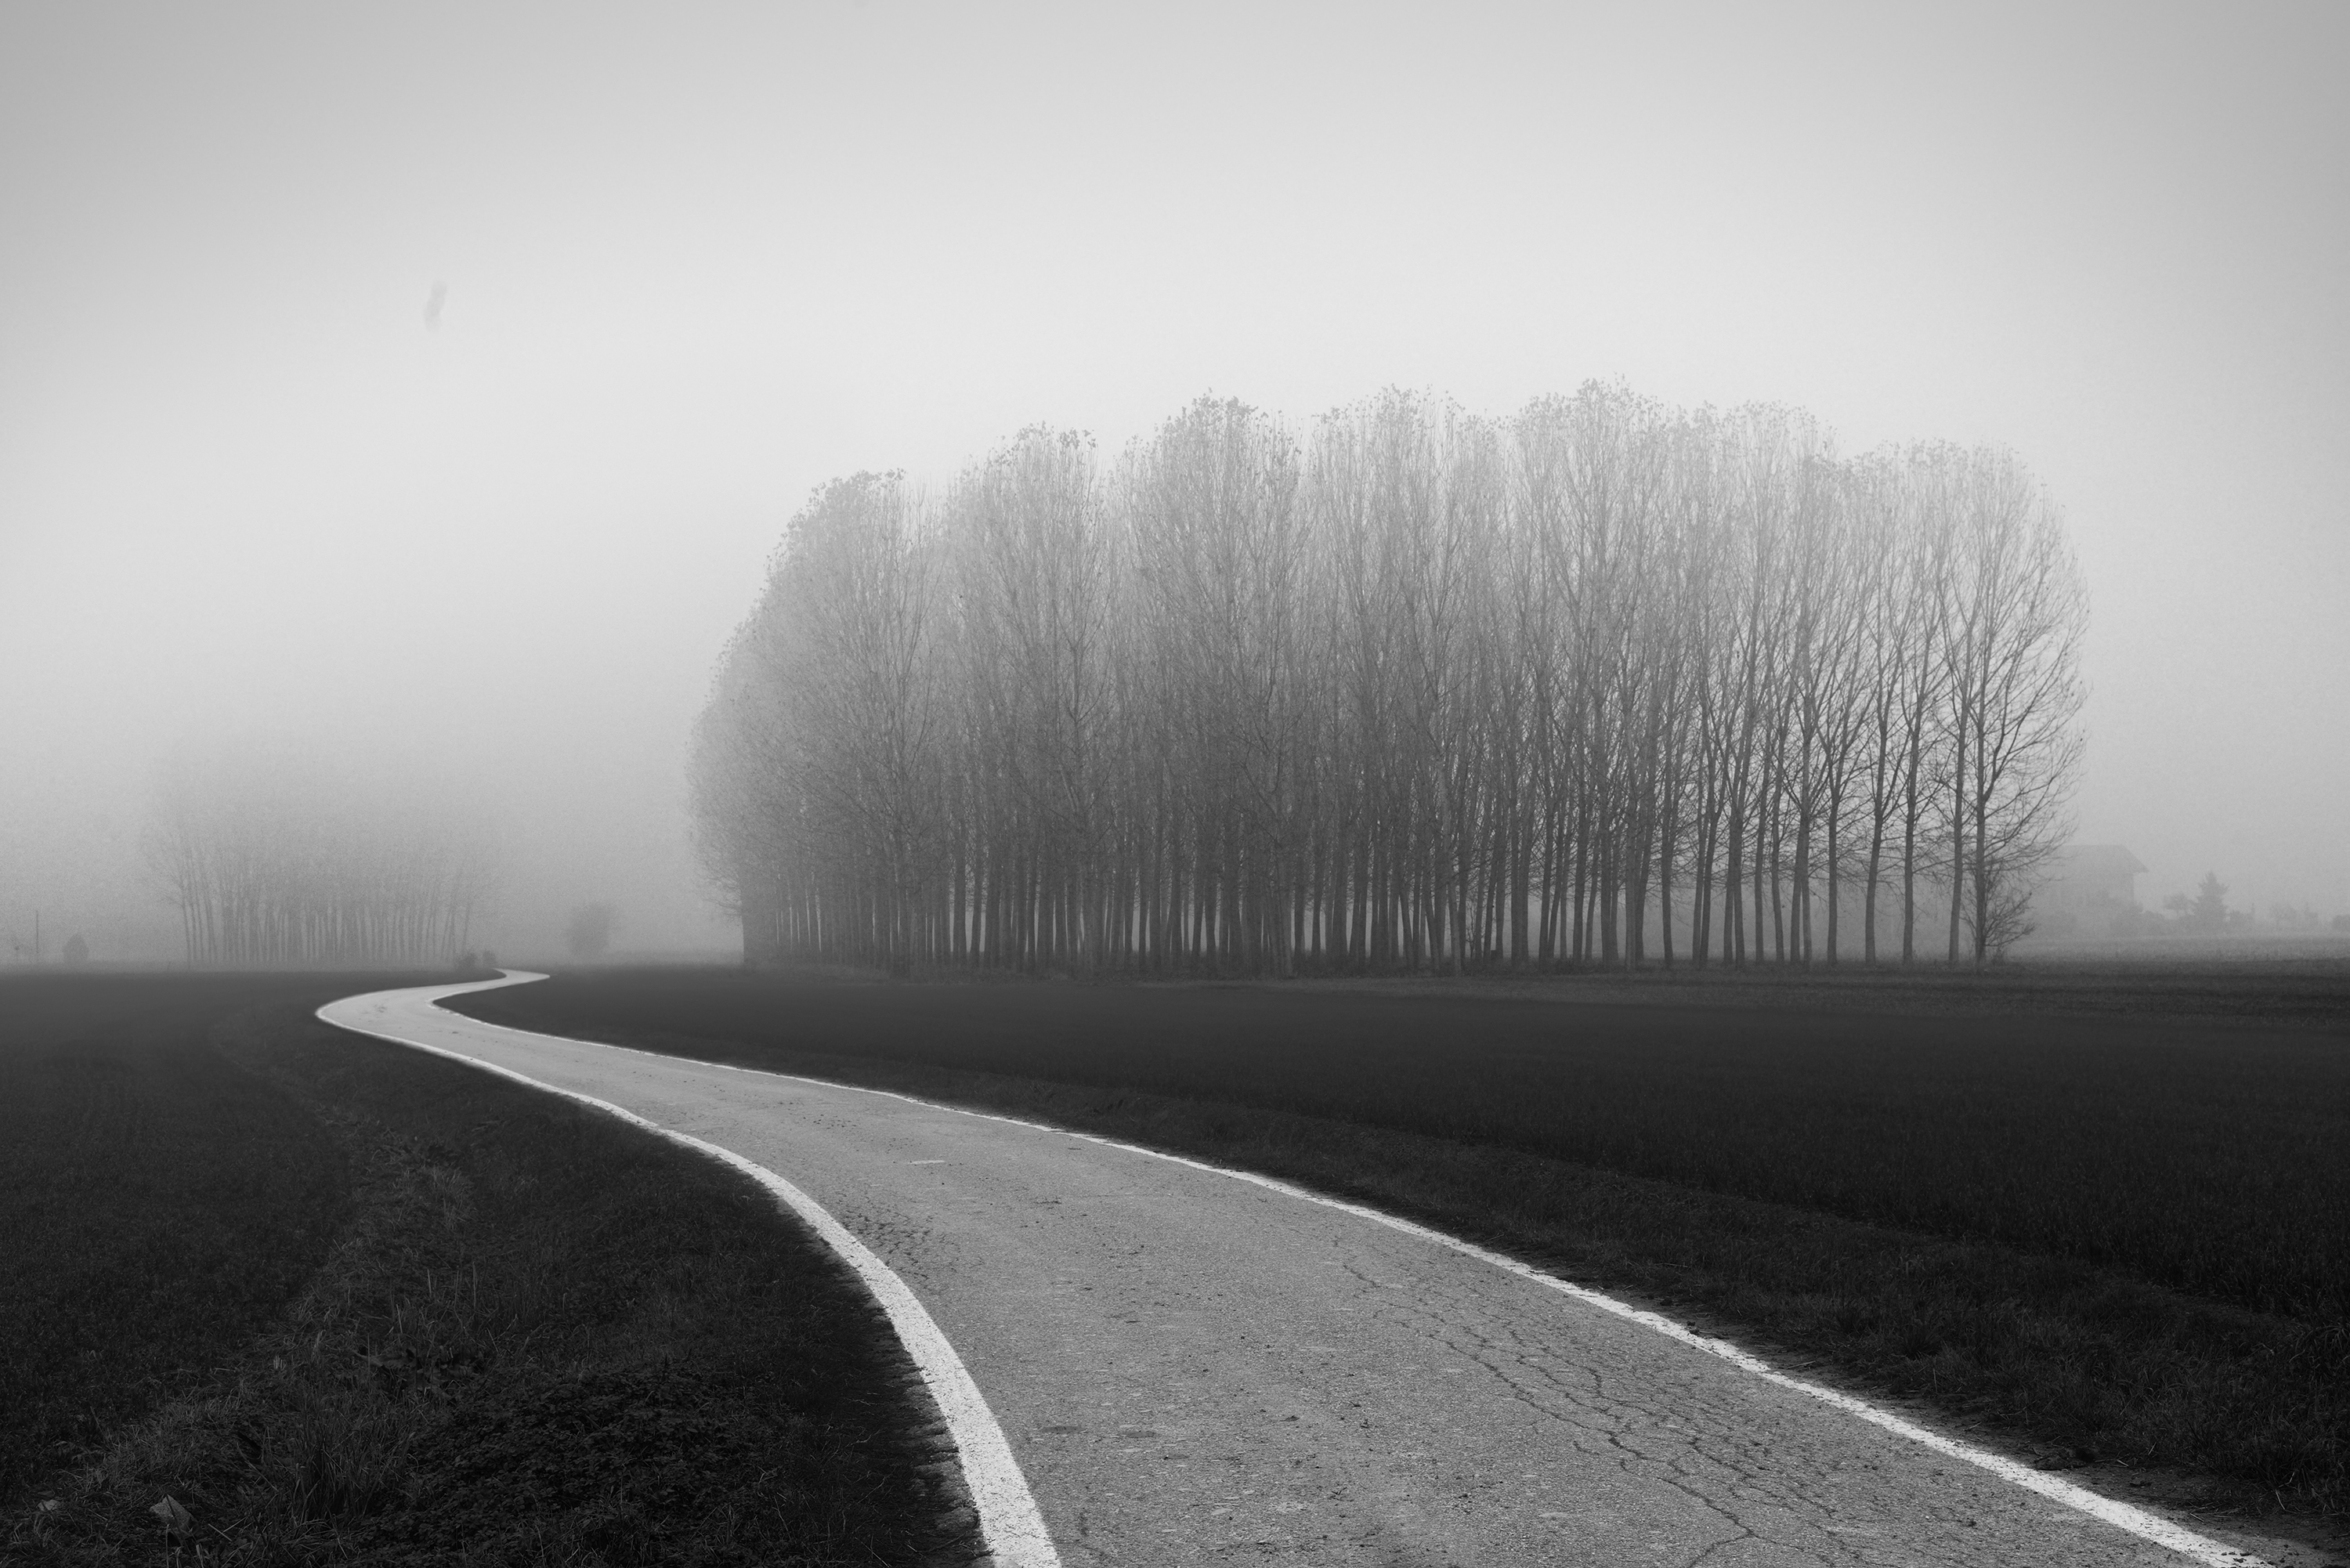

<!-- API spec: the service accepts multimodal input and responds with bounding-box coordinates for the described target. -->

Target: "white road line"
[410,979,2276,1568]
[317,978,1060,1568]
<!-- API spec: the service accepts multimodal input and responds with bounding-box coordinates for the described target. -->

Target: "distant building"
[2030,844,2148,936]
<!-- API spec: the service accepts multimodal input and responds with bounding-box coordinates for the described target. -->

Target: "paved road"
[321,975,2283,1568]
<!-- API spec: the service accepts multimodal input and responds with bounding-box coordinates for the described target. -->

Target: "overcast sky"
[3,0,2345,961]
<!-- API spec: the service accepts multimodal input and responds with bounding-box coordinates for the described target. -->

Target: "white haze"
[2,1,2345,961]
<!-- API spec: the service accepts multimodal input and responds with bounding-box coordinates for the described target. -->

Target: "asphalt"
[319,974,2291,1568]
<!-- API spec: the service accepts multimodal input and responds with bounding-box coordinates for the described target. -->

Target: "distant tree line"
[692,384,2086,976]
[147,741,497,967]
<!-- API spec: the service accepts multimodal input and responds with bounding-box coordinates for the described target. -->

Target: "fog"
[3,2,2345,963]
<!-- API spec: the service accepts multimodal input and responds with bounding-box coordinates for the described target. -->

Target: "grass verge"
[7,981,976,1566]
[449,965,2350,1534]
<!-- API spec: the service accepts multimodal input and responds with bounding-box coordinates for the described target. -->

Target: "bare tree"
[689,386,2088,980]
[1943,450,2088,963]
[147,737,496,967]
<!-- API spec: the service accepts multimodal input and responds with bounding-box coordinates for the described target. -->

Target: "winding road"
[320,974,2287,1568]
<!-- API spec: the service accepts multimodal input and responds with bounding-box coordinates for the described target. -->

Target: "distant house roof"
[2052,844,2147,878]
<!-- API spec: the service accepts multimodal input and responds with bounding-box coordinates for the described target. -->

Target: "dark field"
[454,964,2350,1317]
[451,963,2350,1526]
[4,974,970,1564]
[1,974,371,1499]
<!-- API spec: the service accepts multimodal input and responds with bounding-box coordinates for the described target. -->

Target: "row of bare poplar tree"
[692,384,2086,976]
[147,742,497,967]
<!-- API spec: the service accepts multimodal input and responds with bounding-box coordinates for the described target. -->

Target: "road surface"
[320,974,2287,1568]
